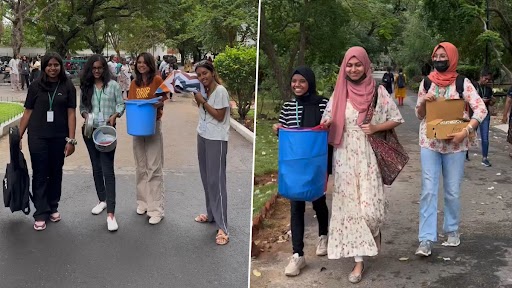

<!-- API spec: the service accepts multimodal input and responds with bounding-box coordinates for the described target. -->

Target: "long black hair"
[194,60,223,86]
[134,52,156,86]
[39,52,68,90]
[80,54,111,111]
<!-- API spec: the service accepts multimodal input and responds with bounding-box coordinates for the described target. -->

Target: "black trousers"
[21,74,29,89]
[84,135,117,213]
[28,136,66,221]
[290,195,329,256]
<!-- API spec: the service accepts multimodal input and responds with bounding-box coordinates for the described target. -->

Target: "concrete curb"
[230,117,254,143]
[0,102,23,138]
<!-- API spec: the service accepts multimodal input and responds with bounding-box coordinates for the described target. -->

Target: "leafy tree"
[214,46,256,121]
[1,0,58,56]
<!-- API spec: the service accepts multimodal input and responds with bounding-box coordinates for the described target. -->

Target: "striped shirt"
[278,98,329,128]
[80,80,125,127]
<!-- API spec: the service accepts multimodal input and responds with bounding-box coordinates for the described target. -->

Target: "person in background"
[18,52,77,231]
[79,54,125,232]
[127,52,167,225]
[117,57,131,100]
[159,56,169,78]
[414,42,487,257]
[193,60,231,246]
[502,85,512,158]
[382,66,394,95]
[472,69,494,167]
[272,66,331,277]
[321,47,404,283]
[107,55,118,81]
[30,56,41,82]
[9,54,20,91]
[394,68,407,106]
[19,55,30,90]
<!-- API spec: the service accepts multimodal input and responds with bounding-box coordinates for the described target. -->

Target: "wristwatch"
[65,137,78,146]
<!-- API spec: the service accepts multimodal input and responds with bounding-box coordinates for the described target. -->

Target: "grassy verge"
[0,102,24,124]
[252,183,277,216]
[252,119,279,216]
[254,119,278,177]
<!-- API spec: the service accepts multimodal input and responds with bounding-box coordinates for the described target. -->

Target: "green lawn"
[252,119,279,216]
[252,183,277,216]
[254,119,278,177]
[0,102,24,124]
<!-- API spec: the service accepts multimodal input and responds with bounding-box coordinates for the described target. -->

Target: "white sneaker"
[284,253,306,276]
[316,235,328,256]
[107,216,118,231]
[136,207,146,215]
[149,216,163,225]
[91,202,107,215]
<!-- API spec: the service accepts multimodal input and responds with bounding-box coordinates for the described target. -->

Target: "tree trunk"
[11,9,24,57]
[178,47,186,65]
[297,0,308,66]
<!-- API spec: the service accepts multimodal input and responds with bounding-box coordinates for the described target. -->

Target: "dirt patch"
[252,197,291,258]
[244,119,254,132]
[254,173,277,186]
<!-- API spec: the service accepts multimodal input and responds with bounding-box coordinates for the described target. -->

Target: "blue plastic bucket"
[125,97,161,136]
[278,128,328,202]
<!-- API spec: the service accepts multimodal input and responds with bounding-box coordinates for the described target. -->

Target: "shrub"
[215,46,257,121]
[457,65,480,81]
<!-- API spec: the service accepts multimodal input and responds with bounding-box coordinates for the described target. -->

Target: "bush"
[457,65,480,81]
[312,63,339,97]
[215,46,257,121]
[404,65,420,80]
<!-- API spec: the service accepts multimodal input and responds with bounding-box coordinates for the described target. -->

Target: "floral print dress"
[323,86,404,259]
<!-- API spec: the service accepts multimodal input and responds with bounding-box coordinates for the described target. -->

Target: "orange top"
[128,75,166,120]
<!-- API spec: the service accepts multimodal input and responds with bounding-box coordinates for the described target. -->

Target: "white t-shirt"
[9,59,19,74]
[108,61,117,76]
[197,85,230,141]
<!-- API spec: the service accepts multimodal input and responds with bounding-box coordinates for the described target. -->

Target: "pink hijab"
[328,46,376,147]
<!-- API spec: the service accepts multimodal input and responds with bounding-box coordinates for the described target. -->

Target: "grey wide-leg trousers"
[197,135,229,234]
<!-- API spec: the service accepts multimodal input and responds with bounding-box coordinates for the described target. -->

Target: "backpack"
[397,74,406,88]
[3,126,31,215]
[423,75,466,99]
[382,72,392,83]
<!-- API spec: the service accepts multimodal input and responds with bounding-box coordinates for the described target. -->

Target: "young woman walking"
[322,47,404,283]
[18,52,77,231]
[79,54,125,231]
[272,66,331,276]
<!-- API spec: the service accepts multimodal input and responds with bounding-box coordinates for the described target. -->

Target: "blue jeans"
[479,113,491,158]
[419,148,465,242]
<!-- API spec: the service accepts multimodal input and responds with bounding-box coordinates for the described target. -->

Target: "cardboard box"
[426,99,469,139]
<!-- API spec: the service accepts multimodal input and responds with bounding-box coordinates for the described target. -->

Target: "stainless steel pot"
[83,113,95,138]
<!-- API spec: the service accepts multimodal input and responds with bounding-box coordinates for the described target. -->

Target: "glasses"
[92,67,104,71]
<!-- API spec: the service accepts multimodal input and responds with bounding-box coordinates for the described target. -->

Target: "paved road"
[251,88,512,287]
[0,88,253,288]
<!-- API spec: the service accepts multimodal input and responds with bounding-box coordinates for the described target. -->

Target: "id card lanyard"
[94,87,105,125]
[47,82,60,122]
[435,86,450,99]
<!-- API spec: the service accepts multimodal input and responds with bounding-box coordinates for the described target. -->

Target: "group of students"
[8,55,42,91]
[275,42,489,283]
[15,52,232,245]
